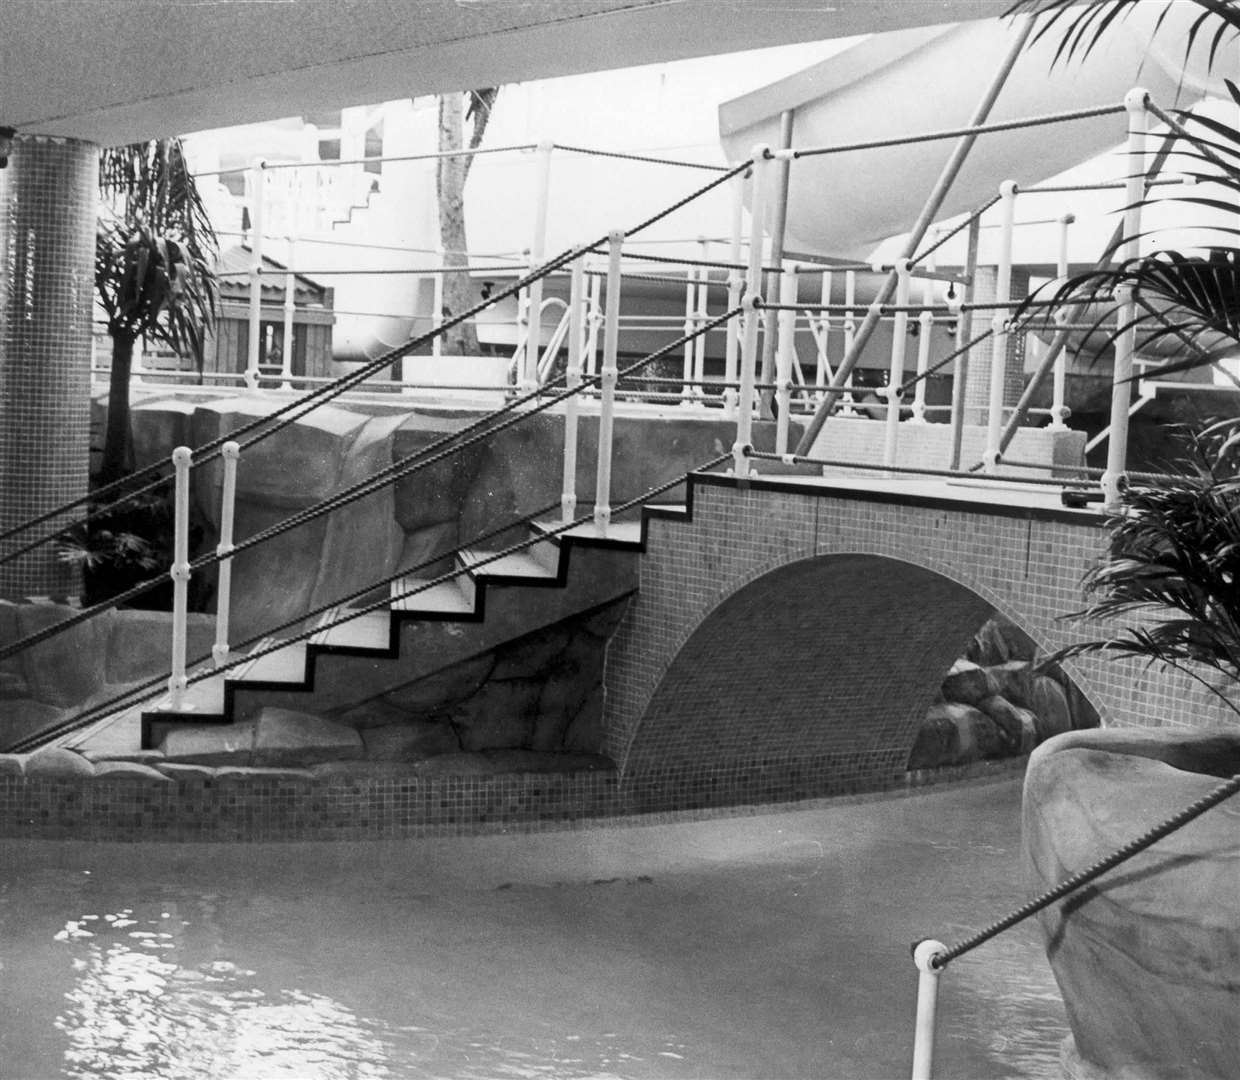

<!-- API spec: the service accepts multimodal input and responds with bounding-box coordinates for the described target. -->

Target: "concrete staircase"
[139,516,660,750]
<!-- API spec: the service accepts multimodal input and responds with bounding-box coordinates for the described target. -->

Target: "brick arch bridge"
[601,473,1233,811]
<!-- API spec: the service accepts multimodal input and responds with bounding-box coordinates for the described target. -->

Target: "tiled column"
[0,135,98,598]
[963,265,1029,426]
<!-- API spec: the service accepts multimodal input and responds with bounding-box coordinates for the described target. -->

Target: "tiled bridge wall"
[604,476,1235,812]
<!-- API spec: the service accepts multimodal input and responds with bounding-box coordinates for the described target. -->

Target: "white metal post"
[723,168,745,417]
[775,266,797,455]
[1050,213,1075,430]
[912,246,936,423]
[693,239,709,400]
[842,270,857,412]
[1104,89,1149,509]
[984,180,1019,472]
[281,240,296,391]
[245,160,266,391]
[167,446,193,709]
[562,256,586,523]
[734,145,769,476]
[817,270,833,399]
[594,231,623,534]
[212,442,240,667]
[522,140,555,390]
[681,263,697,403]
[431,245,445,362]
[585,264,603,391]
[911,940,947,1080]
[883,261,912,467]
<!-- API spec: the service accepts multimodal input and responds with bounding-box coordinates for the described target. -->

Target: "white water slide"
[718,9,1231,262]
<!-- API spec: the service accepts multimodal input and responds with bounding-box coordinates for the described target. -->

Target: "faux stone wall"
[0,135,98,597]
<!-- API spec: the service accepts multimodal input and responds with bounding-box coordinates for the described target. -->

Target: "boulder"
[941,659,1000,706]
[450,680,540,751]
[907,711,960,770]
[561,685,606,754]
[0,699,63,750]
[93,761,175,783]
[977,695,1037,755]
[1024,729,1240,1079]
[154,762,218,782]
[252,708,364,767]
[15,603,111,707]
[160,721,257,765]
[359,719,459,761]
[1029,675,1073,741]
[381,653,494,716]
[107,610,216,683]
[987,660,1035,708]
[0,754,25,777]
[411,752,502,776]
[24,747,95,778]
[482,749,614,774]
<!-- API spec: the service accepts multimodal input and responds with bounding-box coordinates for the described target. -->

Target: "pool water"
[0,779,1067,1079]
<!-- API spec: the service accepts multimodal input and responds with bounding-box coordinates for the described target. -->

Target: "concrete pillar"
[0,134,98,598]
[963,265,1029,426]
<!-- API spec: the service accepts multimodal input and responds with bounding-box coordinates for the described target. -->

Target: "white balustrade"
[734,145,770,477]
[775,267,797,455]
[562,256,586,522]
[245,160,266,391]
[883,261,912,467]
[167,446,193,710]
[212,442,241,667]
[594,231,623,534]
[984,179,1019,472]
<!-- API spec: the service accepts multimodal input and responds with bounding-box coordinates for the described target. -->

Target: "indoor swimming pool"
[0,779,1066,1079]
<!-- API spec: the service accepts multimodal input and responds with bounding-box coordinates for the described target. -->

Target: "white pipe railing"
[245,160,266,391]
[167,446,193,710]
[521,140,555,391]
[594,231,624,534]
[1103,89,1149,510]
[775,267,797,455]
[1049,212,1075,430]
[883,261,912,467]
[912,243,936,424]
[212,441,240,667]
[562,256,586,522]
[734,145,769,477]
[910,940,947,1080]
[983,180,1018,472]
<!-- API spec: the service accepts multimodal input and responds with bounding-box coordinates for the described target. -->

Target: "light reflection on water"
[0,780,1067,1079]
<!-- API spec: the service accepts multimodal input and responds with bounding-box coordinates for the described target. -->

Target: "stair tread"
[145,671,227,717]
[533,519,644,545]
[233,638,308,684]
[311,608,391,650]
[391,576,475,614]
[458,548,555,579]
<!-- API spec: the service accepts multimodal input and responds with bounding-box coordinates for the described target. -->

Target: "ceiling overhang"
[4,0,1010,147]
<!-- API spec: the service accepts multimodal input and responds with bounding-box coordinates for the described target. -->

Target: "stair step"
[147,670,227,718]
[232,637,308,685]
[532,519,645,545]
[457,548,555,581]
[311,608,392,651]
[390,575,475,615]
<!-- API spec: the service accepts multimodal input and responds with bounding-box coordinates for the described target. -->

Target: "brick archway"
[618,553,993,810]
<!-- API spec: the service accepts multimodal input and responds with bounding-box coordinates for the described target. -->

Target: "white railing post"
[911,940,947,1080]
[775,266,797,455]
[842,270,857,413]
[562,255,586,523]
[431,245,445,362]
[693,238,710,400]
[594,231,623,534]
[1104,88,1148,510]
[167,446,193,709]
[522,139,555,390]
[984,180,1019,472]
[585,262,603,392]
[212,442,240,667]
[912,247,936,423]
[245,160,266,391]
[681,261,697,404]
[816,269,833,400]
[723,167,745,418]
[1050,212,1075,430]
[281,237,296,391]
[883,260,912,467]
[734,145,770,476]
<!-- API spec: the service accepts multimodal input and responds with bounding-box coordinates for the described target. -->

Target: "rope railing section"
[550,144,730,172]
[0,308,741,666]
[909,770,1240,1078]
[895,329,995,398]
[784,101,1127,160]
[9,454,730,755]
[909,194,1002,266]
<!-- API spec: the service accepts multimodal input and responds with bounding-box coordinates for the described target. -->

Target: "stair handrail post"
[681,255,697,404]
[983,179,1019,473]
[910,940,948,1080]
[816,269,833,401]
[883,260,913,467]
[912,242,937,424]
[948,216,982,469]
[775,264,798,455]
[1049,212,1076,430]
[431,245,445,362]
[734,144,770,477]
[281,230,297,392]
[562,254,586,523]
[594,230,624,535]
[1103,88,1149,510]
[167,446,193,709]
[212,441,241,667]
[245,159,267,391]
[521,139,555,391]
[693,236,710,400]
[722,165,746,417]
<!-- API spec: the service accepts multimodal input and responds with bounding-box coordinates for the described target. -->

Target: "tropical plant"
[1007,0,1240,377]
[96,138,218,483]
[436,87,500,356]
[1051,417,1240,712]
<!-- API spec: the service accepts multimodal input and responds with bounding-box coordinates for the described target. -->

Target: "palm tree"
[95,138,218,483]
[436,87,499,356]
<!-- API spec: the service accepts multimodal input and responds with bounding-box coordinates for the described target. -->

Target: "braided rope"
[929,771,1240,970]
[551,144,729,172]
[910,194,1001,265]
[896,329,995,396]
[622,161,751,240]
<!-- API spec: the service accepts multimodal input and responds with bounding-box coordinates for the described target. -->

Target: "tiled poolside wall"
[0,135,97,597]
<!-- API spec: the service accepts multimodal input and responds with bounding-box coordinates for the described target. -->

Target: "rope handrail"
[0,309,741,664]
[785,101,1127,160]
[922,770,1240,971]
[216,263,527,277]
[895,329,995,397]
[10,455,729,754]
[743,449,1099,490]
[550,144,730,172]
[910,195,1000,265]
